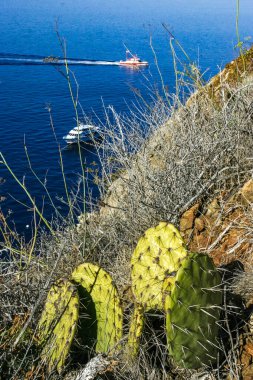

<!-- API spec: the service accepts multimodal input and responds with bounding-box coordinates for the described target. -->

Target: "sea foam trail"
[0,53,121,66]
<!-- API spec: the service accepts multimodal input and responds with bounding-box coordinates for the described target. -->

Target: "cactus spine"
[164,252,222,368]
[37,279,79,373]
[131,222,188,310]
[127,303,145,357]
[71,263,123,353]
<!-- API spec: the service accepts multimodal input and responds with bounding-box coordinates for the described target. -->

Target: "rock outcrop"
[180,179,253,269]
[187,45,253,107]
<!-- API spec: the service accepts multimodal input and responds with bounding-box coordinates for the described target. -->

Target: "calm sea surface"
[0,0,252,235]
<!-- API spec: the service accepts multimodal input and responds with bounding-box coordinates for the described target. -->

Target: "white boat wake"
[0,53,121,66]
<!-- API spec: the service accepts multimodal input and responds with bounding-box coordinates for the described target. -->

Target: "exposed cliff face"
[180,179,253,270]
[178,179,253,378]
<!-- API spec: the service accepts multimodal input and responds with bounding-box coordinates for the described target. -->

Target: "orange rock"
[245,342,253,357]
[206,198,220,217]
[180,180,253,269]
[194,217,205,232]
[238,179,253,205]
[241,350,252,367]
[193,234,211,251]
[242,364,253,380]
[180,203,199,232]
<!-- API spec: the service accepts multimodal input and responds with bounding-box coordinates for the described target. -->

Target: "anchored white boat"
[63,123,100,144]
[119,50,148,67]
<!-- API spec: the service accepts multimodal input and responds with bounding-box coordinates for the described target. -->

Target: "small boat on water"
[63,123,100,144]
[119,50,148,67]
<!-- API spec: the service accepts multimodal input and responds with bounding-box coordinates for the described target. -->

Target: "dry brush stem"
[69,354,116,380]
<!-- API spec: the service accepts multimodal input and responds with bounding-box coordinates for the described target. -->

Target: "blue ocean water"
[0,0,252,235]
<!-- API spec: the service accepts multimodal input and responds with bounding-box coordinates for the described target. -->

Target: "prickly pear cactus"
[164,252,222,369]
[71,263,123,353]
[127,304,145,357]
[37,279,79,373]
[131,222,188,310]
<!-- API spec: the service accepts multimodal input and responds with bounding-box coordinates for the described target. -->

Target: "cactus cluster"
[38,280,79,373]
[37,266,123,373]
[71,263,123,353]
[37,221,222,373]
[129,222,222,368]
[164,252,222,368]
[131,222,188,310]
[127,303,145,356]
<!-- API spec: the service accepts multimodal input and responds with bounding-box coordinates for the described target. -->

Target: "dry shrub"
[85,75,253,292]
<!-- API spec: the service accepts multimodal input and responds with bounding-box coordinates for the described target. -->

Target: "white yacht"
[63,123,100,144]
[119,50,148,67]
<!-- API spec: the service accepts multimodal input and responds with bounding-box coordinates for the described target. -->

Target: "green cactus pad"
[37,279,79,373]
[131,222,188,310]
[71,263,123,353]
[127,304,145,357]
[165,253,222,369]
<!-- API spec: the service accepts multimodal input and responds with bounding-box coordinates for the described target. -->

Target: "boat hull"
[63,136,99,144]
[63,123,101,145]
[63,132,101,145]
[119,61,148,66]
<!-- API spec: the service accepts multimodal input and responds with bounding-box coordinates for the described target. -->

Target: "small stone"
[244,341,253,357]
[242,364,253,380]
[206,198,220,217]
[240,350,252,370]
[180,203,200,232]
[194,217,205,232]
[238,179,253,205]
[249,312,253,334]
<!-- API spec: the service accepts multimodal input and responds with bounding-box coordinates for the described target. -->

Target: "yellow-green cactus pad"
[127,303,145,357]
[71,263,123,353]
[131,222,188,310]
[165,253,222,369]
[38,279,79,373]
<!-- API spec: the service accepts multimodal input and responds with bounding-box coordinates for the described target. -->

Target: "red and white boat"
[119,50,148,67]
